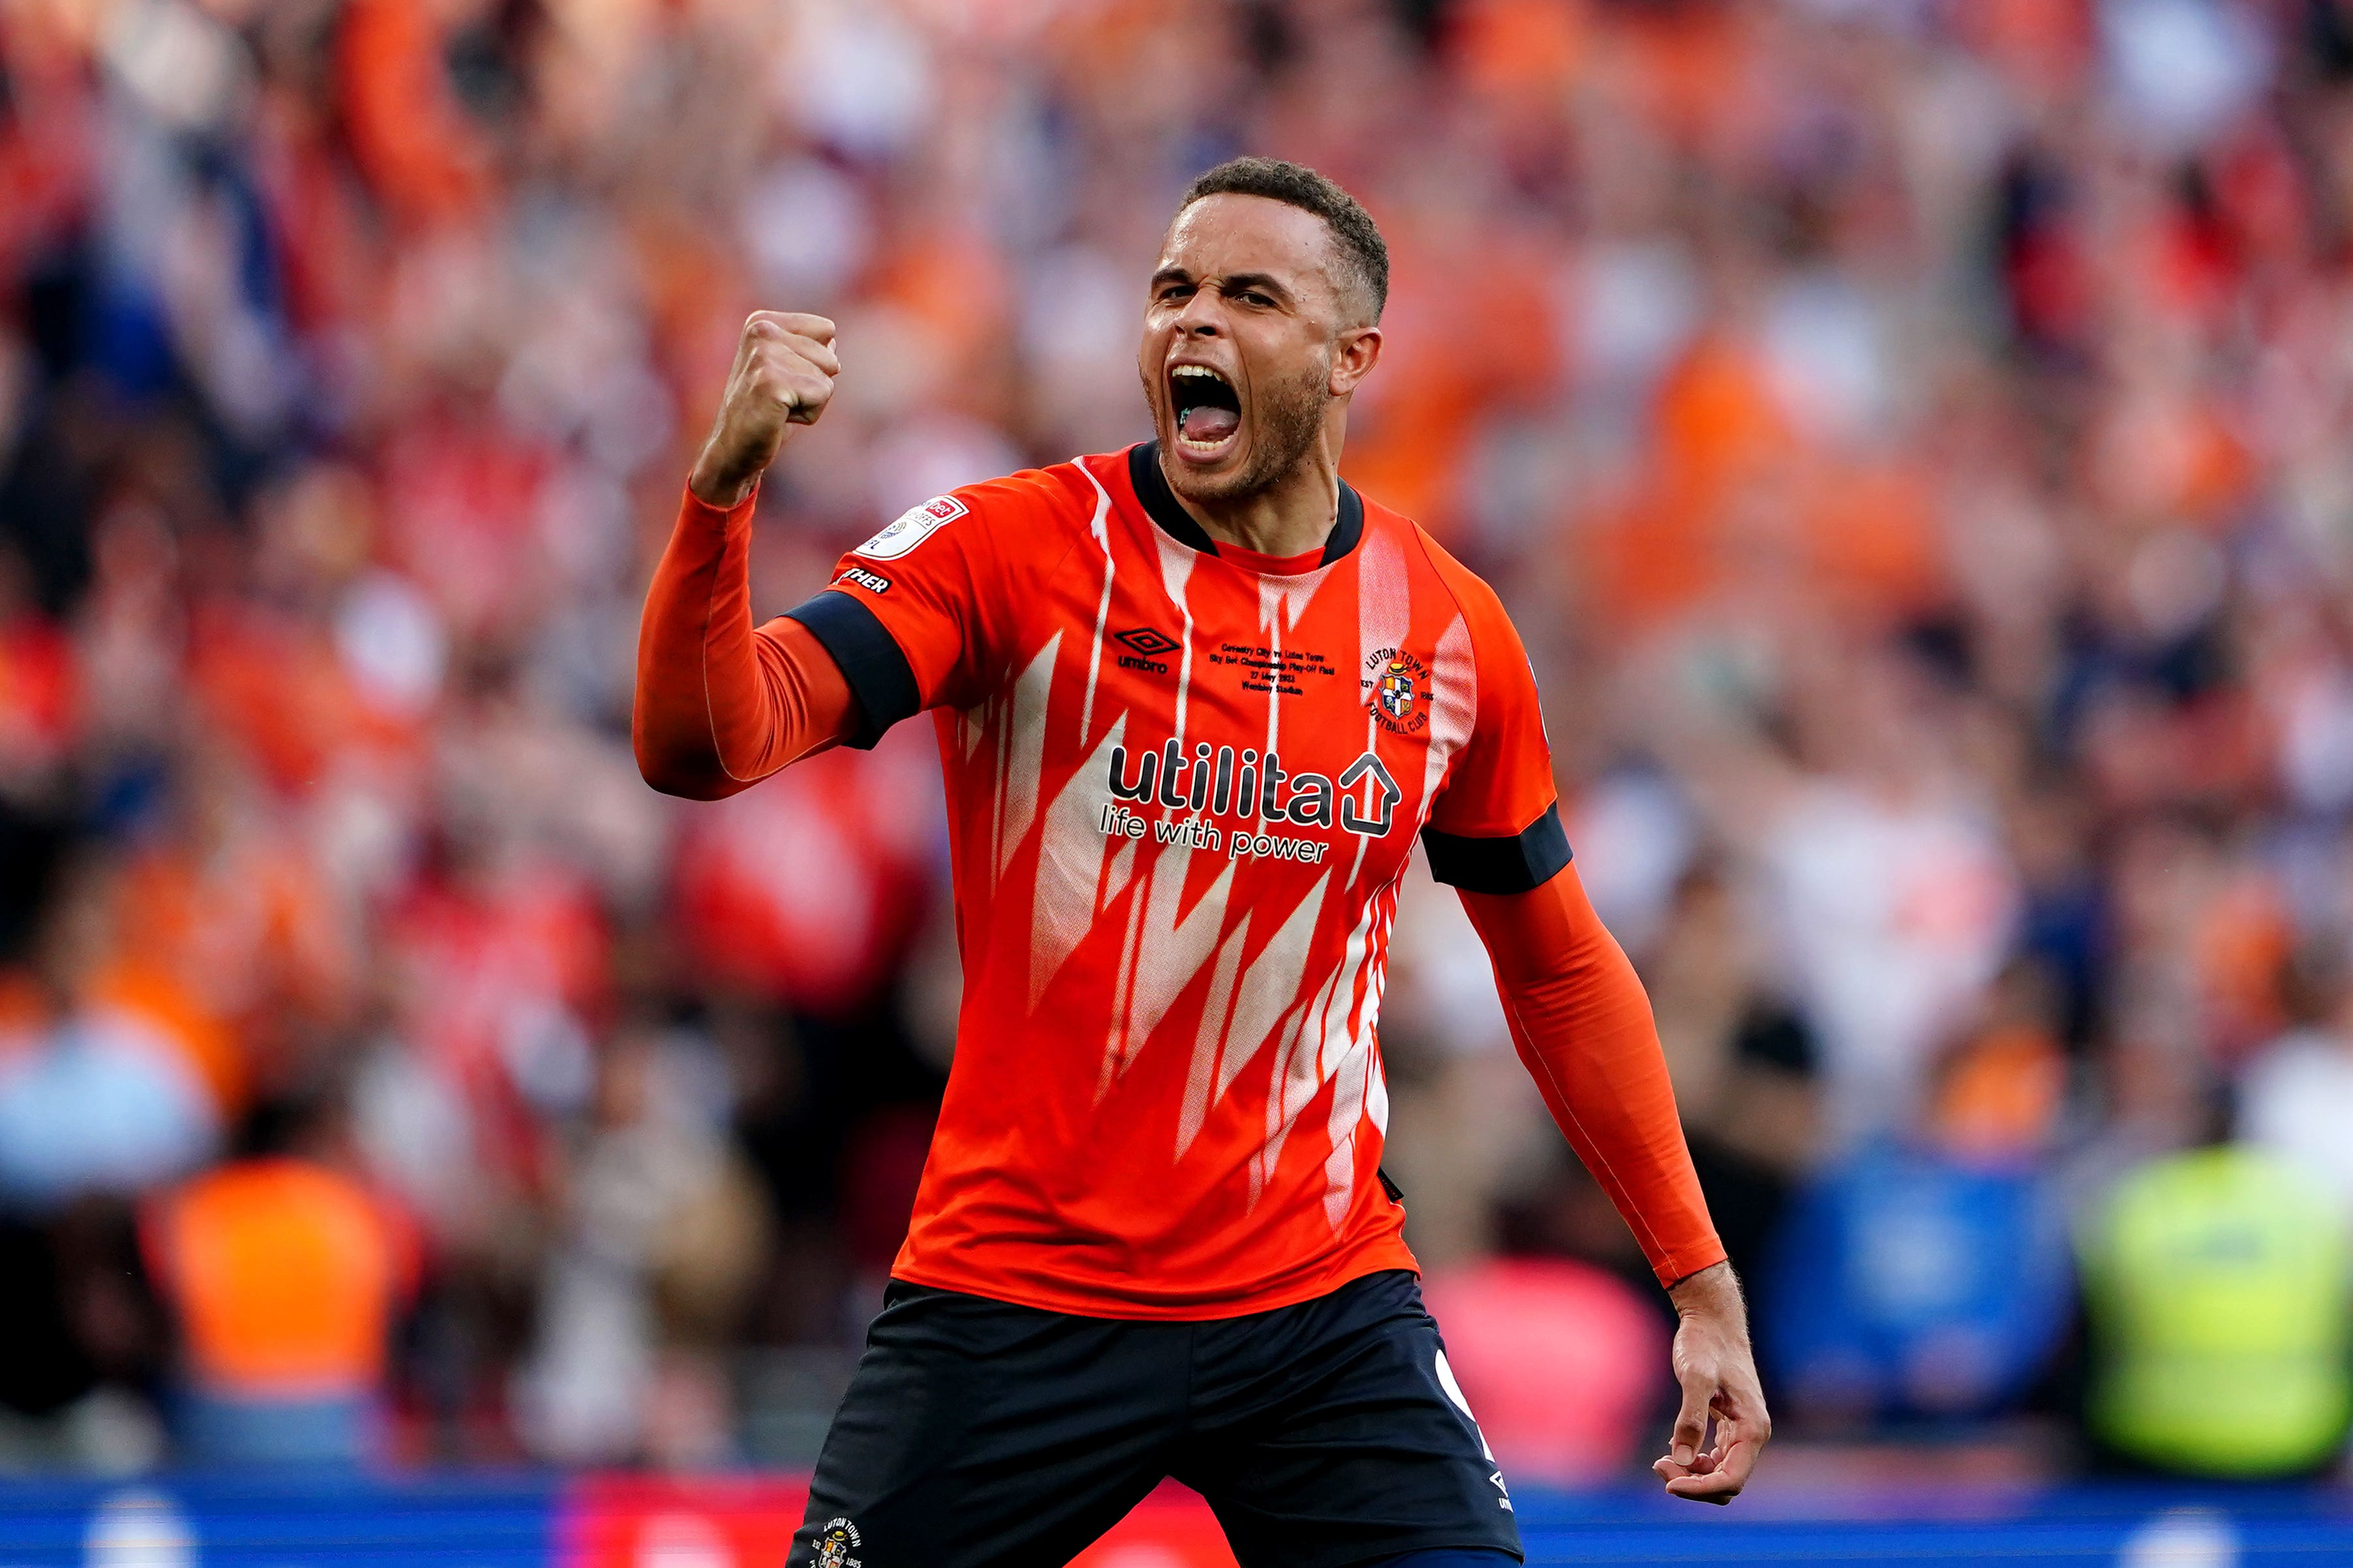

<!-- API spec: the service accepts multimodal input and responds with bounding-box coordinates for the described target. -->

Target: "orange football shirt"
[787,444,1571,1318]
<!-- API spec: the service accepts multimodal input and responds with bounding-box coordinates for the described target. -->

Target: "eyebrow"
[1148,268,1298,305]
[1221,272,1293,302]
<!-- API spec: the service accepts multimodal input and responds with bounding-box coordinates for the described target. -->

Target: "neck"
[1161,422,1346,559]
[1130,441,1364,570]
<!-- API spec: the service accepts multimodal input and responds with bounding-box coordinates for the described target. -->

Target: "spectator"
[0,857,218,1213]
[1640,861,1821,1341]
[142,1091,416,1467]
[2237,943,2353,1221]
[1763,996,2073,1427]
[2076,1144,2352,1479]
[513,1024,769,1468]
[1749,647,2022,1149]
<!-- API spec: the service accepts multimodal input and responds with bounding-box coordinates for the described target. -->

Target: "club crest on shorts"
[1363,647,1431,735]
[813,1516,862,1567]
[856,495,966,561]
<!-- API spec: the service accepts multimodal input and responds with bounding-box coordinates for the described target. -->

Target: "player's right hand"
[688,310,839,508]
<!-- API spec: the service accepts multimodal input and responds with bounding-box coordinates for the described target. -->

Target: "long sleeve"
[1459,865,1726,1288]
[633,484,858,799]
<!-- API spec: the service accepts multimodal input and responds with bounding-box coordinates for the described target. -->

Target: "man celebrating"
[637,157,1767,1568]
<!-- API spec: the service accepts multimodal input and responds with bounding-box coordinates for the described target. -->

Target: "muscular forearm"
[633,484,855,798]
[1459,867,1726,1287]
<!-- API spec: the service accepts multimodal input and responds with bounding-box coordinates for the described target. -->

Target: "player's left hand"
[1653,1261,1771,1505]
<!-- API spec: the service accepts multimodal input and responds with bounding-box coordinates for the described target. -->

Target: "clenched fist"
[688,311,839,508]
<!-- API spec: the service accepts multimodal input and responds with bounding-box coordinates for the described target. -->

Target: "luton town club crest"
[1379,661,1416,719]
[813,1518,863,1568]
[1362,647,1431,735]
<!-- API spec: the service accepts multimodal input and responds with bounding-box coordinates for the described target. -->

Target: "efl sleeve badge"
[855,494,968,560]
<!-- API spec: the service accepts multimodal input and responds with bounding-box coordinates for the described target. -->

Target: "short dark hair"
[1176,156,1388,323]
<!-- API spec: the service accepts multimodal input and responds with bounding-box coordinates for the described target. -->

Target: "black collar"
[1127,441,1364,567]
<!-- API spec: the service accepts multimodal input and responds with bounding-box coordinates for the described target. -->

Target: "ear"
[1328,324,1382,397]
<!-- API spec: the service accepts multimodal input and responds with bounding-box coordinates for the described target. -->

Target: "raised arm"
[633,311,856,798]
[1458,864,1771,1504]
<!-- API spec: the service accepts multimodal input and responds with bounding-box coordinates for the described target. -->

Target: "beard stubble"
[1152,350,1330,507]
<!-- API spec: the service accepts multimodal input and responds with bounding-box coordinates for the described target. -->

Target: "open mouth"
[1169,364,1241,456]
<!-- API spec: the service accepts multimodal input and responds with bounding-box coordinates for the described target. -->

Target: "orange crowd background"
[3,0,2352,1483]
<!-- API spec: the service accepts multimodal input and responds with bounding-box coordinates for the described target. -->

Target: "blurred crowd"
[3,0,2353,1483]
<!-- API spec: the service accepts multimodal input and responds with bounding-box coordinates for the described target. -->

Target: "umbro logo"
[1115,627,1182,658]
[1115,626,1180,674]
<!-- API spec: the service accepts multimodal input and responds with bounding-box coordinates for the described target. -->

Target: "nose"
[1173,291,1223,338]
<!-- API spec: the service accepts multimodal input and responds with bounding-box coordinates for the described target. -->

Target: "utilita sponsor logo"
[1107,739,1401,837]
[1113,626,1180,675]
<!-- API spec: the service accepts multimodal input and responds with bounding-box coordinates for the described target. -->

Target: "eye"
[1156,282,1195,304]
[1236,290,1274,308]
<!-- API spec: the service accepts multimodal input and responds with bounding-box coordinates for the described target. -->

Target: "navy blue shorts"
[790,1269,1524,1568]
